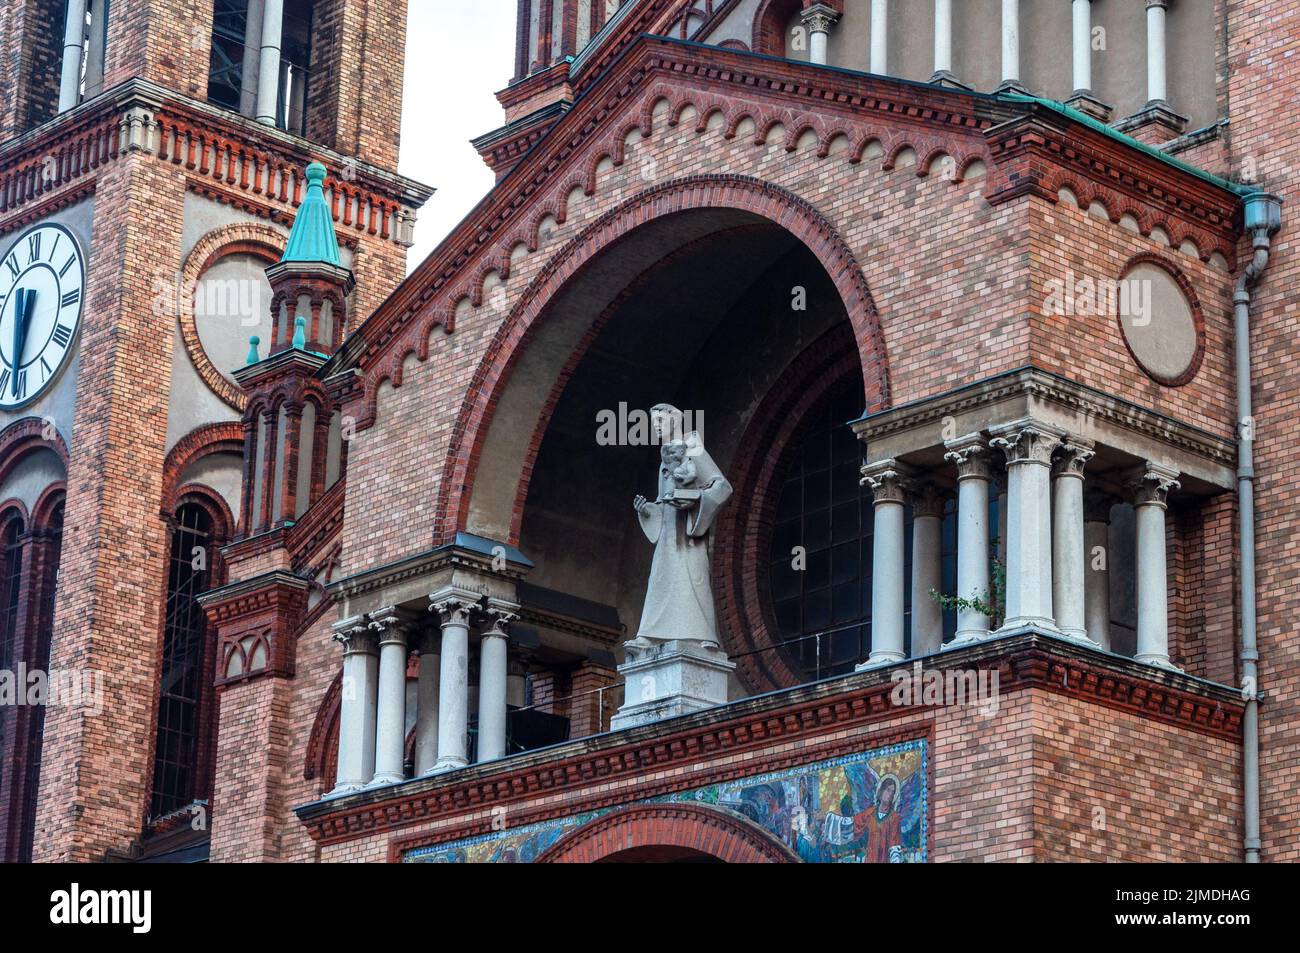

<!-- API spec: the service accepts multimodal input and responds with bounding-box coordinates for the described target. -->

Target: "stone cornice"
[855,366,1236,474]
[294,632,1242,849]
[197,570,310,620]
[1,77,433,239]
[983,112,1240,257]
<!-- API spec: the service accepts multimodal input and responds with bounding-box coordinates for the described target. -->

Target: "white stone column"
[255,0,285,125]
[1083,492,1113,651]
[991,420,1063,632]
[932,0,954,82]
[1145,0,1170,105]
[1000,0,1021,90]
[370,610,411,785]
[1051,440,1095,644]
[330,619,378,793]
[507,659,528,708]
[59,0,89,113]
[857,461,909,668]
[477,602,518,763]
[801,4,840,67]
[996,477,1009,565]
[945,436,994,645]
[413,631,440,776]
[910,485,947,656]
[429,589,478,772]
[871,0,889,74]
[1072,0,1092,93]
[1130,463,1181,669]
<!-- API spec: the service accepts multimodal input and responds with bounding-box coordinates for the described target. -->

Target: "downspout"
[1234,190,1282,864]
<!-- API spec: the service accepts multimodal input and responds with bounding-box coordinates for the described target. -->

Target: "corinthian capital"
[944,434,994,482]
[910,483,949,520]
[860,459,911,505]
[330,617,375,654]
[989,419,1065,467]
[801,3,840,33]
[1051,438,1096,479]
[1128,463,1180,508]
[428,587,482,627]
[483,599,521,639]
[368,607,418,646]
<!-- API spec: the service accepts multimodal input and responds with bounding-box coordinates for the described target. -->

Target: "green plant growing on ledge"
[930,551,1006,630]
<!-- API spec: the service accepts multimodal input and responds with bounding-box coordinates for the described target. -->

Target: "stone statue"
[629,404,732,652]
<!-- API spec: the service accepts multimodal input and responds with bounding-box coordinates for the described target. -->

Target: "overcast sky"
[398,2,519,272]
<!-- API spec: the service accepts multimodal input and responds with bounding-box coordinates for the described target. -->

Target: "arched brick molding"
[177,223,288,410]
[714,324,862,694]
[0,417,70,488]
[304,671,343,788]
[162,421,246,515]
[535,803,800,863]
[440,174,891,547]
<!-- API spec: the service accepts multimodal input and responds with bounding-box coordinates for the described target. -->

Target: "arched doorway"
[536,803,799,863]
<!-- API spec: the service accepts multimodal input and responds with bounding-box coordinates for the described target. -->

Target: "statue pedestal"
[611,640,735,731]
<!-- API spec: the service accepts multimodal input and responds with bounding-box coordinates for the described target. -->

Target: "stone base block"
[611,639,736,731]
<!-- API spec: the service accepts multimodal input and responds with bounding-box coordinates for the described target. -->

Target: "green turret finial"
[280,161,343,267]
[292,316,307,350]
[246,335,261,365]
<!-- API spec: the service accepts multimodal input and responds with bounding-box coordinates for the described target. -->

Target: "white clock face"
[0,223,85,410]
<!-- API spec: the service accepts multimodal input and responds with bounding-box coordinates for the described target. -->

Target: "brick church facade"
[0,0,1295,863]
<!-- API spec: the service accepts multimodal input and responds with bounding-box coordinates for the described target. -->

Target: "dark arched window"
[18,498,63,863]
[766,381,967,681]
[0,514,25,789]
[149,502,219,821]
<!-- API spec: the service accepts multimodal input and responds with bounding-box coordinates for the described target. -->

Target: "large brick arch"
[440,174,890,547]
[534,803,800,863]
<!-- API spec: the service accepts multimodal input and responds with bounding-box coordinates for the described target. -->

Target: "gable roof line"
[325,34,1247,380]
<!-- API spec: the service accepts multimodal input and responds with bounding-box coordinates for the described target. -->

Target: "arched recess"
[441,174,890,548]
[535,803,800,863]
[713,324,863,693]
[304,670,343,790]
[162,422,246,516]
[752,0,805,56]
[0,417,70,488]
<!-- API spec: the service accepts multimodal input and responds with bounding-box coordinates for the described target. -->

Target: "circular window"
[1117,259,1203,386]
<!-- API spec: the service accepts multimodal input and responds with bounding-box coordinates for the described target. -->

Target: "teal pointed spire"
[292,316,307,350]
[280,162,342,267]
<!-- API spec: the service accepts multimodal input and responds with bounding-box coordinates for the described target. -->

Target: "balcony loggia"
[319,366,1234,797]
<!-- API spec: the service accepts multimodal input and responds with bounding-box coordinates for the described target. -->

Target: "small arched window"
[149,502,219,821]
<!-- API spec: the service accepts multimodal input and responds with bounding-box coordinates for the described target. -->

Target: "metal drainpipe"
[1234,191,1282,864]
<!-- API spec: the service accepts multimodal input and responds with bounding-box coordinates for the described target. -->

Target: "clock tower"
[0,0,431,861]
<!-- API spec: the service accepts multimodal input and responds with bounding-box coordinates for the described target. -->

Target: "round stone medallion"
[1118,260,1203,386]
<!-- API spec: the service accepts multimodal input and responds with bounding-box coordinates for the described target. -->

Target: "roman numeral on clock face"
[52,324,73,348]
[59,255,76,279]
[4,255,18,281]
[61,289,81,309]
[27,233,40,264]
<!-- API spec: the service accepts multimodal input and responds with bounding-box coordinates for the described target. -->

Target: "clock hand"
[11,288,32,397]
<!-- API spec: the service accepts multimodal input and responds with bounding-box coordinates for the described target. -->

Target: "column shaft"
[871,0,889,74]
[256,0,285,125]
[859,462,908,667]
[910,492,945,656]
[1083,496,1112,650]
[414,639,440,776]
[1131,465,1180,668]
[331,626,378,792]
[477,633,509,762]
[431,595,474,771]
[946,437,993,645]
[933,0,953,77]
[1072,0,1092,92]
[1001,0,1020,86]
[1146,0,1168,104]
[59,0,89,113]
[992,422,1061,631]
[1051,442,1095,643]
[371,619,409,785]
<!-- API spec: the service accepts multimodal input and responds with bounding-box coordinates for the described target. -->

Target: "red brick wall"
[32,155,187,862]
[0,0,64,139]
[1225,0,1300,863]
[301,685,1238,863]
